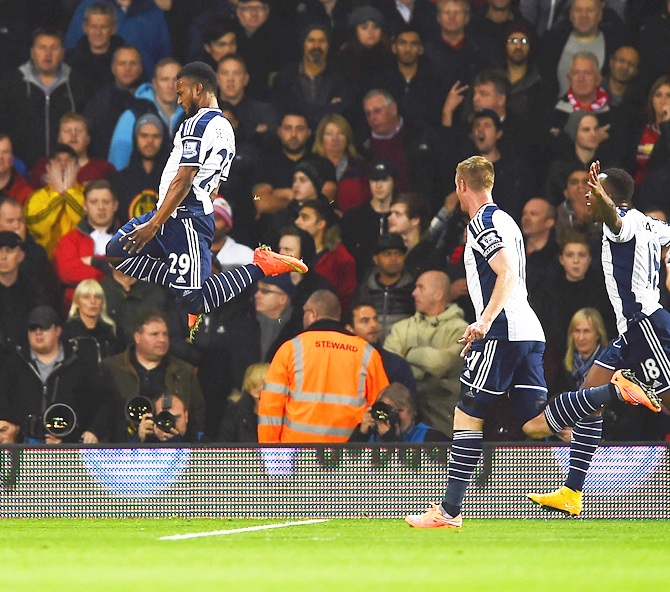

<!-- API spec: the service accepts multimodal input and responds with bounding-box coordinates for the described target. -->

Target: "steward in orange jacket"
[258,318,389,443]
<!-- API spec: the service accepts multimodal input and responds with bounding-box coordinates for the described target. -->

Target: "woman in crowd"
[631,74,670,189]
[295,198,357,313]
[277,225,334,314]
[218,362,269,443]
[337,6,394,98]
[61,279,121,361]
[312,113,368,211]
[559,307,608,392]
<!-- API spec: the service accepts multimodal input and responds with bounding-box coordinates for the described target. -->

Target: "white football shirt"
[158,108,235,218]
[602,208,670,334]
[465,203,545,342]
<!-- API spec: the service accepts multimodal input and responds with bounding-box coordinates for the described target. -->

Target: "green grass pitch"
[2,518,669,591]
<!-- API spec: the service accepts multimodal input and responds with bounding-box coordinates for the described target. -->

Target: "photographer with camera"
[131,393,191,443]
[101,308,206,442]
[0,305,108,443]
[0,398,22,443]
[348,383,448,443]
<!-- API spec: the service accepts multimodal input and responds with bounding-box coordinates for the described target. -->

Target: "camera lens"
[154,410,177,433]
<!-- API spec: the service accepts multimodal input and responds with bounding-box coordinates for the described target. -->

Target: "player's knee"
[522,414,552,439]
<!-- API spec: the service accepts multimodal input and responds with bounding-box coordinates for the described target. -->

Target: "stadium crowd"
[1,0,670,444]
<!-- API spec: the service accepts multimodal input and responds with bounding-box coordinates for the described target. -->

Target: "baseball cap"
[373,233,407,255]
[27,306,61,330]
[368,158,396,181]
[0,230,23,249]
[258,273,295,298]
[212,196,233,229]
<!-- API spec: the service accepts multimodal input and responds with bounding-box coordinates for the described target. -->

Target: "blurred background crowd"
[1,0,669,445]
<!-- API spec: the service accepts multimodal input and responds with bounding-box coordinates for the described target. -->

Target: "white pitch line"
[159,519,329,541]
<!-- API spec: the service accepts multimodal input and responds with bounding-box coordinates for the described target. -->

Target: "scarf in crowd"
[571,345,603,387]
[566,87,609,111]
[635,123,661,186]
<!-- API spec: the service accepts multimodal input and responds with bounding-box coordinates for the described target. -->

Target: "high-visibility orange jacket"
[258,320,389,443]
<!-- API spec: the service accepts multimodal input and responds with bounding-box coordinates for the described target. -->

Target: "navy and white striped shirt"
[602,208,670,334]
[158,108,235,218]
[464,203,545,342]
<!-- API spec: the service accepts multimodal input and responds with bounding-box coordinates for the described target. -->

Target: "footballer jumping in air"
[106,62,306,340]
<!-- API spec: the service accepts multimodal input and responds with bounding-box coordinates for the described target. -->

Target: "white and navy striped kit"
[464,203,545,342]
[158,108,235,218]
[110,108,236,291]
[595,209,670,393]
[458,203,547,420]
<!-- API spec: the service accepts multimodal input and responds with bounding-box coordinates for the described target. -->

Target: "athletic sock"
[543,384,616,433]
[115,255,170,285]
[441,429,483,517]
[565,415,603,492]
[201,264,263,313]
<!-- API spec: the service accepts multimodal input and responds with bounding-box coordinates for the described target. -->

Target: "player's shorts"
[595,308,670,395]
[458,339,548,423]
[107,210,214,291]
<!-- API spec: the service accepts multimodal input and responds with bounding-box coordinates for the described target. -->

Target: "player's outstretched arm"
[122,166,199,254]
[586,160,622,233]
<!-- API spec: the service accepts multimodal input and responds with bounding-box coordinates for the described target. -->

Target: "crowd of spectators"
[2,0,670,444]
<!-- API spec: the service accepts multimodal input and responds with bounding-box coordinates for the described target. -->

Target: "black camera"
[153,410,177,433]
[125,395,178,433]
[125,396,153,425]
[370,401,400,428]
[25,403,78,440]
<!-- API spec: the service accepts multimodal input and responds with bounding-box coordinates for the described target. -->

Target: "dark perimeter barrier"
[1,443,668,519]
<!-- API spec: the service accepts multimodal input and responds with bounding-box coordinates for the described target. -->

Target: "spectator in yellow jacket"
[24,144,85,259]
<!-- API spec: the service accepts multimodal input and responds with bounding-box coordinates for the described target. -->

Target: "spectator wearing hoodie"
[107,58,184,170]
[0,28,88,169]
[109,113,170,223]
[65,0,171,79]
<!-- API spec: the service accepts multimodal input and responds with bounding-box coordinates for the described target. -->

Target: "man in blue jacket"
[65,0,171,78]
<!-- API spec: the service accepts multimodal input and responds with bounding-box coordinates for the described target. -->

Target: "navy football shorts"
[107,210,214,291]
[595,308,670,395]
[458,339,548,423]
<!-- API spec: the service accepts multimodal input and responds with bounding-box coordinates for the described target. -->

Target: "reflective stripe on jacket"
[258,321,389,443]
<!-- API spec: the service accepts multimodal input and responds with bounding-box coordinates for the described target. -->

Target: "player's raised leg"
[526,369,660,515]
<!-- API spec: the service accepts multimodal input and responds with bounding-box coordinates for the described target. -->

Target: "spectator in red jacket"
[0,134,33,205]
[295,198,357,314]
[53,179,119,311]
